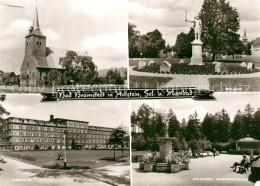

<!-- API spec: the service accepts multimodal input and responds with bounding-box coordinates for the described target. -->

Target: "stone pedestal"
[190,40,203,65]
[157,137,176,161]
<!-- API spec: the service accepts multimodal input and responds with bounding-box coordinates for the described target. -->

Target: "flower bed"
[137,151,190,173]
[133,63,259,75]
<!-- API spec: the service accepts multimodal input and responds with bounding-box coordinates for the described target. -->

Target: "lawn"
[1,150,130,169]
[209,77,260,92]
[130,75,173,88]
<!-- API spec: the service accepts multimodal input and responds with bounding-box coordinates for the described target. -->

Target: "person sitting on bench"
[230,155,248,172]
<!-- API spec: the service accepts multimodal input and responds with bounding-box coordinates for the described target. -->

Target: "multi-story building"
[251,37,260,57]
[0,115,114,150]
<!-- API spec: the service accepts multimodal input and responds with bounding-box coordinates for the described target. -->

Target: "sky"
[128,0,260,46]
[1,94,130,130]
[131,92,260,123]
[0,0,128,74]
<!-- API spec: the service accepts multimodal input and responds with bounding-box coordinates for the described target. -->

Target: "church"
[20,5,88,86]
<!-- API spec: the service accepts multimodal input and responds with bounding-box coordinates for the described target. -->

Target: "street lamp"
[63,129,67,168]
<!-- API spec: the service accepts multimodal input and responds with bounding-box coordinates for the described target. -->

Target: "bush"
[57,152,64,160]
[133,63,259,75]
[251,158,260,180]
[34,144,40,150]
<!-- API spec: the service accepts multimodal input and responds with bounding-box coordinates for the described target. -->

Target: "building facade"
[251,37,260,57]
[0,115,114,150]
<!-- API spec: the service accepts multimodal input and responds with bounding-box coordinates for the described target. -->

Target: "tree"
[168,109,181,138]
[174,28,194,58]
[201,113,216,141]
[48,69,62,86]
[136,104,153,139]
[71,139,76,150]
[214,109,231,142]
[231,109,244,140]
[59,51,98,84]
[128,23,140,58]
[144,29,166,58]
[200,0,240,61]
[242,104,254,137]
[108,127,127,159]
[185,111,201,141]
[105,69,124,85]
[0,97,10,142]
[252,110,260,139]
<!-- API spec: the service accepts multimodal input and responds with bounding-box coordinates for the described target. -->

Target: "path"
[0,155,129,186]
[132,154,253,186]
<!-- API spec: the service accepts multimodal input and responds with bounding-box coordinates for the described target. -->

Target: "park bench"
[237,164,247,174]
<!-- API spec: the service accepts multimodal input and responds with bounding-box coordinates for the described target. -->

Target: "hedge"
[133,63,259,75]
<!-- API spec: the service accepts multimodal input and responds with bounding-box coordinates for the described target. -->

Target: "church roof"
[35,47,89,69]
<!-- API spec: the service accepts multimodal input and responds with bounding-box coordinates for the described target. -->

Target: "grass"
[1,150,130,169]
[209,77,260,92]
[1,151,37,161]
[130,75,173,88]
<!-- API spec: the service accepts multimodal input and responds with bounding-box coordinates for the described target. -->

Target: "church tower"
[25,3,46,57]
[21,2,47,86]
[242,29,248,46]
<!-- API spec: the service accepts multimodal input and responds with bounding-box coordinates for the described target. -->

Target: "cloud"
[0,19,31,51]
[2,94,129,128]
[81,32,127,68]
[129,0,260,45]
[69,0,126,17]
[0,0,127,73]
[42,28,60,40]
[82,32,126,52]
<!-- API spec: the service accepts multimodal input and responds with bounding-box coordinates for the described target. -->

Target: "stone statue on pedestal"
[185,11,204,65]
[185,12,202,41]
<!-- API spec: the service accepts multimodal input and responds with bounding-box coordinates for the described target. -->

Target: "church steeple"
[242,29,248,46]
[32,2,40,30]
[24,0,46,57]
[26,0,45,37]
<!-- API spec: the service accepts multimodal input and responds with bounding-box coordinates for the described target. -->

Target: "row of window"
[12,138,62,143]
[11,138,107,144]
[11,131,111,140]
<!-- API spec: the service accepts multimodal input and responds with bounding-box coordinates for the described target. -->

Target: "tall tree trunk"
[121,144,124,158]
[113,142,116,160]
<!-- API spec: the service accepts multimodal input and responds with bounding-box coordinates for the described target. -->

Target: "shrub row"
[133,63,259,75]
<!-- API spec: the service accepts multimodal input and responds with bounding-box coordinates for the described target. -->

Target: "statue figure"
[185,11,202,41]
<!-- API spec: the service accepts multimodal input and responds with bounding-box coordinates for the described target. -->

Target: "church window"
[40,72,42,80]
[27,62,29,68]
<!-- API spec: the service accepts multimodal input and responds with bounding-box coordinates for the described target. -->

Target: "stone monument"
[185,11,203,65]
[157,113,176,161]
[160,61,171,73]
[138,61,146,69]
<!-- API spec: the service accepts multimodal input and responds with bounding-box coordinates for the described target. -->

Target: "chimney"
[50,115,54,120]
